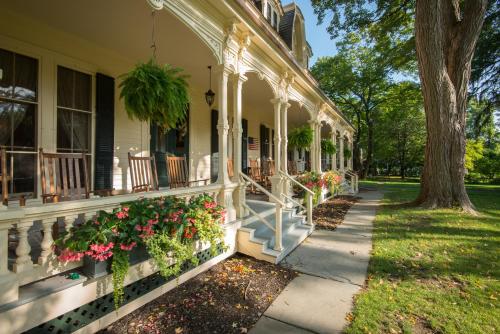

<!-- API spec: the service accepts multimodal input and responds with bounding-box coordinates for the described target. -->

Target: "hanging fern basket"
[288,126,313,150]
[119,59,190,131]
[321,139,336,155]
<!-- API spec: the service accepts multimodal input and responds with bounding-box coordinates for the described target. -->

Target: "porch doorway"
[150,111,189,187]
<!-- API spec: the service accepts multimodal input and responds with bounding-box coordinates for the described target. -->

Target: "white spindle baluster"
[38,219,55,265]
[14,221,34,273]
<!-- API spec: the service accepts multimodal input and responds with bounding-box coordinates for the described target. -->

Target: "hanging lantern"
[205,65,215,107]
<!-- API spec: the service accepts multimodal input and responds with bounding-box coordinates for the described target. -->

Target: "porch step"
[237,200,313,264]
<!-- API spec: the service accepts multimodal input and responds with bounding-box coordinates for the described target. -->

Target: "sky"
[285,0,338,65]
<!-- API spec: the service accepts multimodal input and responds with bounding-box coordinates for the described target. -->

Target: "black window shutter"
[94,73,115,190]
[260,124,268,160]
[242,118,248,173]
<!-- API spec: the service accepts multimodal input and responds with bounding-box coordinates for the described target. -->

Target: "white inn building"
[0,1,356,332]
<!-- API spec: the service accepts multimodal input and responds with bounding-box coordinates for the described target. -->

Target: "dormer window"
[264,1,280,31]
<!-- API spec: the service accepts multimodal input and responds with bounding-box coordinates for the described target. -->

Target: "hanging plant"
[288,126,313,150]
[119,60,190,131]
[321,139,336,155]
[344,147,352,159]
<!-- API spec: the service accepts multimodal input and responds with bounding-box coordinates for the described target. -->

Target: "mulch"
[313,195,360,230]
[100,254,297,334]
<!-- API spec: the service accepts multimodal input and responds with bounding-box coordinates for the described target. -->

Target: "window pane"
[57,108,72,150]
[0,49,14,98]
[0,102,11,146]
[74,71,91,111]
[57,66,73,108]
[12,103,36,149]
[72,111,90,151]
[14,54,37,101]
[10,152,36,195]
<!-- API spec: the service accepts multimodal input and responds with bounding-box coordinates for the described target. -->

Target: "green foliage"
[321,139,336,155]
[56,194,226,309]
[145,232,198,280]
[111,250,130,309]
[119,59,190,131]
[465,140,485,172]
[288,126,313,150]
[295,172,325,205]
[343,147,352,159]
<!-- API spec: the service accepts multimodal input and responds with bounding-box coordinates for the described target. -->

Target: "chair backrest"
[1,148,8,205]
[128,153,159,193]
[262,159,275,177]
[39,149,90,203]
[166,156,189,188]
[248,159,262,180]
[227,159,234,179]
[288,160,297,175]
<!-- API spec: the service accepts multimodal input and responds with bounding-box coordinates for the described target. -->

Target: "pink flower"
[58,249,84,262]
[116,211,128,219]
[120,242,137,251]
[122,207,129,212]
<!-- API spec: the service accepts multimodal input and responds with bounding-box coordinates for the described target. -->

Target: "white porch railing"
[239,172,284,251]
[279,171,314,226]
[344,170,359,193]
[0,183,223,304]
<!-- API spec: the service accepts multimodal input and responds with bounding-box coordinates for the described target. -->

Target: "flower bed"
[56,194,227,309]
[294,171,343,205]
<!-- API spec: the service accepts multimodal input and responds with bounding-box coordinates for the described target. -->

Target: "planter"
[82,245,150,278]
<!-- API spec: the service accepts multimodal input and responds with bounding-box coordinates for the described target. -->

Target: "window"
[273,11,278,29]
[0,48,38,196]
[57,66,92,154]
[267,3,272,22]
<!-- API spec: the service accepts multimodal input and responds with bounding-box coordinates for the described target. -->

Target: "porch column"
[280,101,290,173]
[270,98,282,200]
[317,122,322,174]
[349,139,354,170]
[332,130,337,170]
[232,73,247,218]
[339,134,345,172]
[215,64,236,222]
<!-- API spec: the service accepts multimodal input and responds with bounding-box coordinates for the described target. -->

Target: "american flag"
[248,137,259,150]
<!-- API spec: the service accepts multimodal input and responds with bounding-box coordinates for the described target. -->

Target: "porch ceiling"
[1,0,216,89]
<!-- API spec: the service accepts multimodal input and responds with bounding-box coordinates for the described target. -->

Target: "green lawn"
[346,181,500,334]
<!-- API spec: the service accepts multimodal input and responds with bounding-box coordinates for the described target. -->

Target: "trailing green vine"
[321,139,337,155]
[145,232,198,279]
[111,249,130,309]
[288,126,313,150]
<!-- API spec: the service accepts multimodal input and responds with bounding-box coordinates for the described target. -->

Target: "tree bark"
[365,115,374,177]
[415,0,487,212]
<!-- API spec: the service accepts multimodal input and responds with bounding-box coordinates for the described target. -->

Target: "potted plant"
[344,147,352,160]
[294,171,326,205]
[321,139,336,155]
[56,194,226,309]
[119,59,190,131]
[288,126,313,151]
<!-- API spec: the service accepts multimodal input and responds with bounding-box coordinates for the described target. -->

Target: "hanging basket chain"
[151,10,157,61]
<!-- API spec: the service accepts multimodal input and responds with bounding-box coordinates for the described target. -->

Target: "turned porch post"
[339,134,345,172]
[308,120,316,172]
[280,101,290,173]
[270,98,283,200]
[332,129,337,171]
[232,73,247,218]
[317,122,322,174]
[215,64,236,221]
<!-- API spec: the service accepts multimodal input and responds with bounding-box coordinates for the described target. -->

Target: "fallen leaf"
[175,328,183,334]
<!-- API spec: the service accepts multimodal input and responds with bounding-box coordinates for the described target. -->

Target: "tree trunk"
[415,0,487,212]
[366,117,374,177]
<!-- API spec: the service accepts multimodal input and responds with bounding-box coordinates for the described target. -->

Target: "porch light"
[205,65,215,107]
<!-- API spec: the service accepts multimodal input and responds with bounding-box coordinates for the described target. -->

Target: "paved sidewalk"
[250,190,383,334]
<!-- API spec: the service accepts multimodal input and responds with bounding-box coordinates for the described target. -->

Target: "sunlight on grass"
[346,182,500,334]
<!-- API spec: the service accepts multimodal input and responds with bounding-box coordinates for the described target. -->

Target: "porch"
[0,0,356,332]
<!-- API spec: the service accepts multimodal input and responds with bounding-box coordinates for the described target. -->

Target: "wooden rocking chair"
[39,149,90,203]
[288,160,298,176]
[262,159,275,188]
[248,159,265,193]
[128,153,159,193]
[166,156,209,189]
